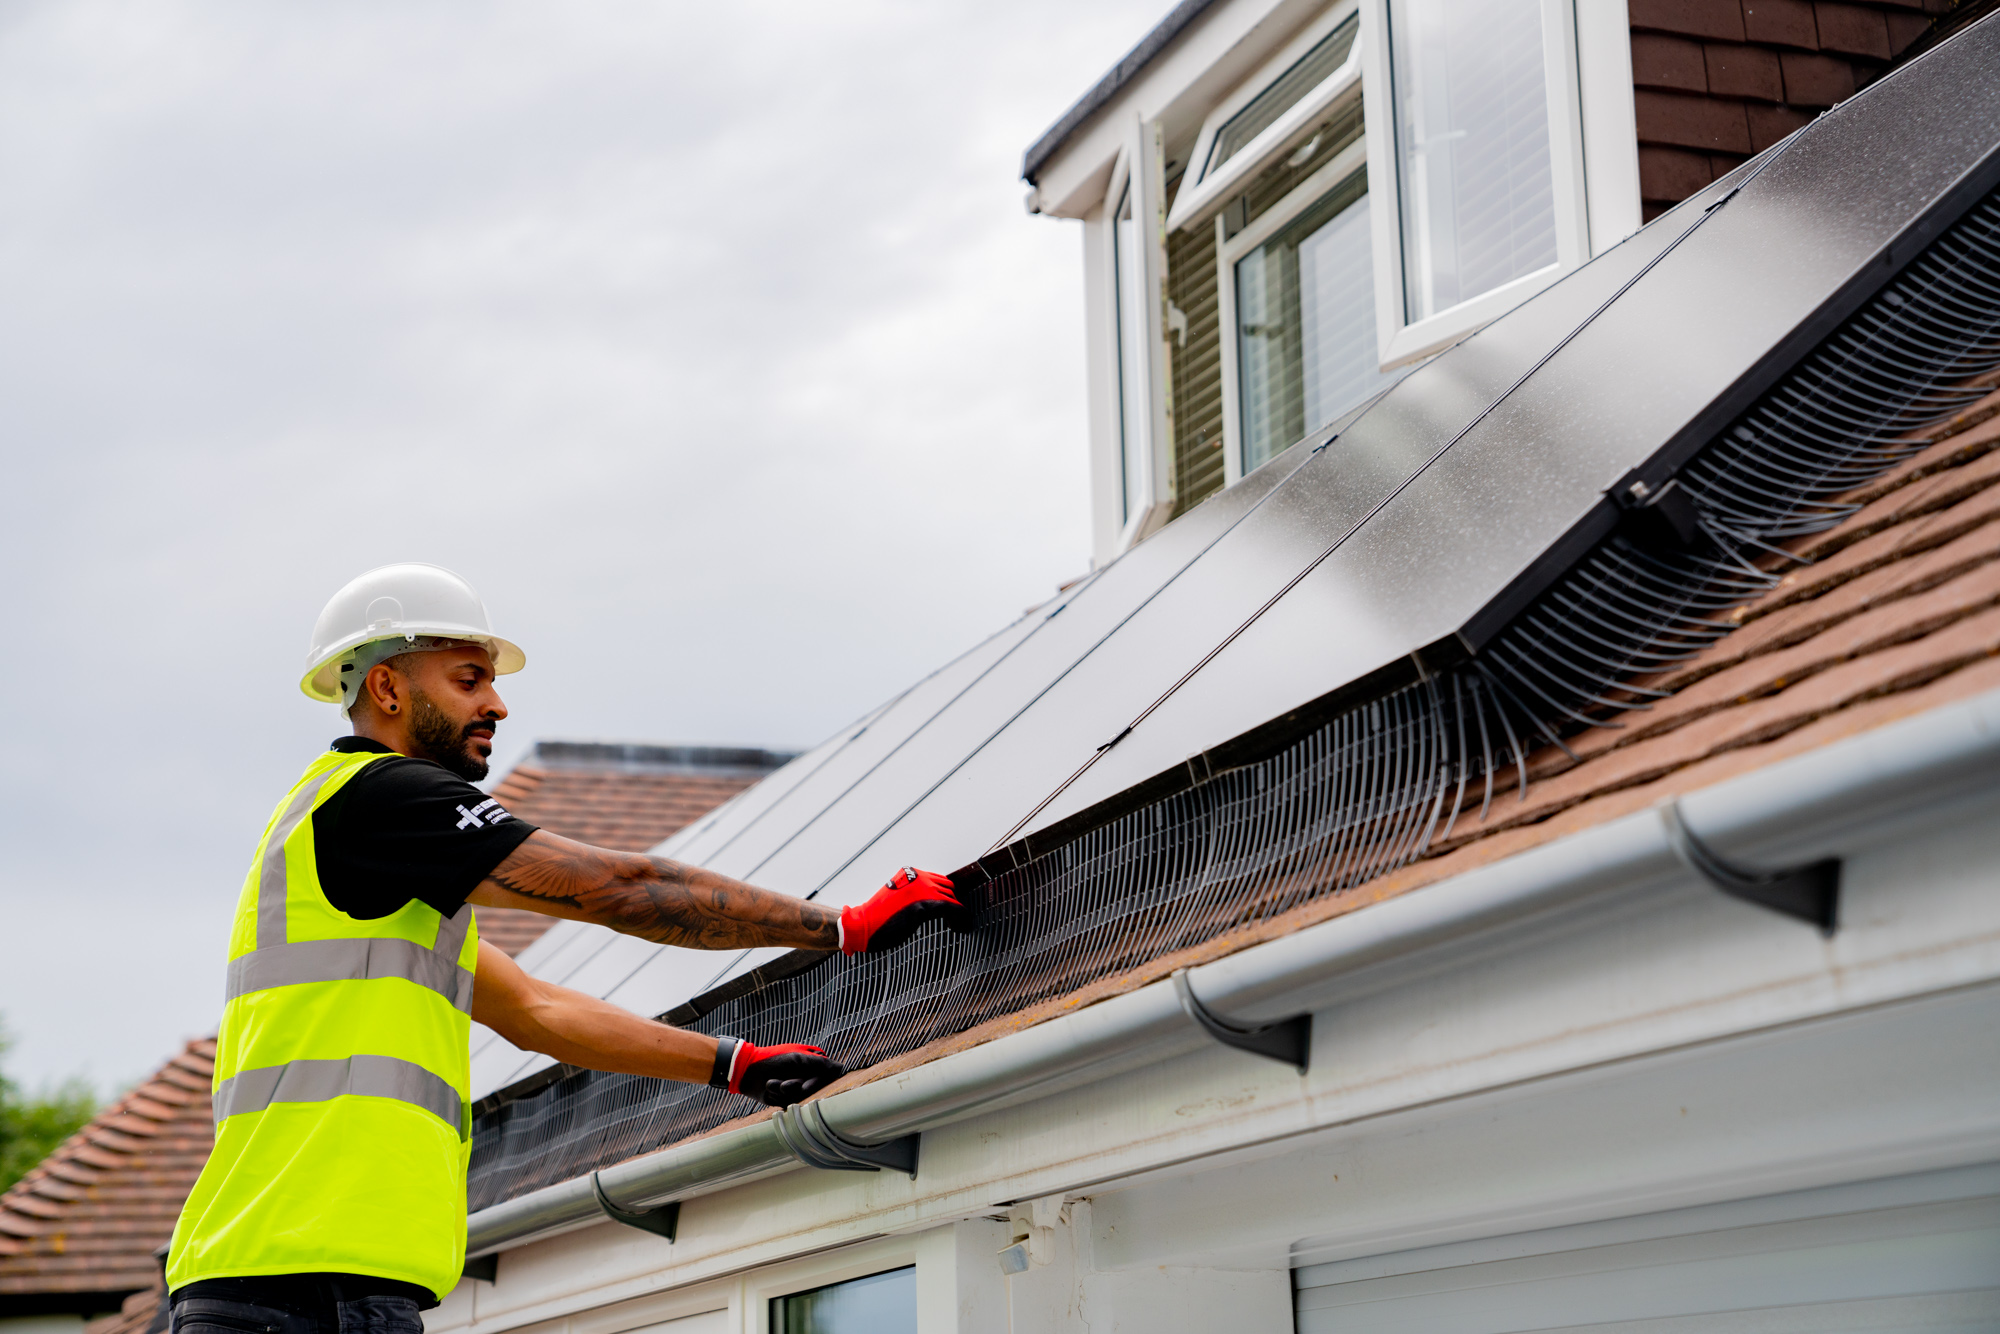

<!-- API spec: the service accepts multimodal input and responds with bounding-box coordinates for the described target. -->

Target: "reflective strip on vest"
[213,1054,467,1139]
[225,936,476,1012]
[256,771,336,950]
[243,771,477,1008]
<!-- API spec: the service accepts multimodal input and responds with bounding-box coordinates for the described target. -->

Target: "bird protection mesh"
[466,182,2000,1215]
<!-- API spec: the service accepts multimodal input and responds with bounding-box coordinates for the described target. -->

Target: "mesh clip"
[1660,801,1840,936]
[1171,969,1311,1072]
[772,1103,920,1177]
[591,1171,680,1241]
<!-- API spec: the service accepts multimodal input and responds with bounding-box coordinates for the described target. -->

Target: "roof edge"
[525,740,797,774]
[1021,0,1222,184]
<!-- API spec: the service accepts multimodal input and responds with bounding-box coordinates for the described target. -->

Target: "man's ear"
[363,662,405,717]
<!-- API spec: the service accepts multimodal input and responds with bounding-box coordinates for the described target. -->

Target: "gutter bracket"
[1660,801,1840,935]
[590,1171,680,1241]
[1172,968,1311,1072]
[773,1104,920,1177]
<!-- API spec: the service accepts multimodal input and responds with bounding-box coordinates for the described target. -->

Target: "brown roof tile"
[84,1281,166,1334]
[0,1040,215,1313]
[1743,0,1821,48]
[1632,0,1749,42]
[1413,386,2000,849]
[1704,40,1786,98]
[1633,0,1944,214]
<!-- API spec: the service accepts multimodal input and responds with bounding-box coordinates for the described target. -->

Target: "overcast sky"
[0,0,1161,1092]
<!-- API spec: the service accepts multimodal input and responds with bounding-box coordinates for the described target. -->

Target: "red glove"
[839,867,962,954]
[711,1037,845,1107]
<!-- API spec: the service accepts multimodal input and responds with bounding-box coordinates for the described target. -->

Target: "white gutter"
[467,686,2000,1256]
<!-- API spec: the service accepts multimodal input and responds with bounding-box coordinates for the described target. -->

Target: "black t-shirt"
[311,737,539,920]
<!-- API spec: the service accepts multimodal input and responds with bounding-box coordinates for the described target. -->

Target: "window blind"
[1390,0,1559,319]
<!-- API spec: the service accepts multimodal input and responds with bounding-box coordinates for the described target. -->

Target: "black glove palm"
[716,1038,846,1107]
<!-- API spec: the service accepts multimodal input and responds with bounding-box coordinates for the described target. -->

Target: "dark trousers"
[170,1275,432,1334]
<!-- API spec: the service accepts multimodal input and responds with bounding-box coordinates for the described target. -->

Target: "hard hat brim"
[300,631,526,704]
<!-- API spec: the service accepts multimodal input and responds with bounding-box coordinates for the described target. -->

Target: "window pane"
[1237,171,1408,472]
[1203,15,1360,181]
[1390,0,1558,320]
[1113,184,1149,524]
[771,1267,916,1334]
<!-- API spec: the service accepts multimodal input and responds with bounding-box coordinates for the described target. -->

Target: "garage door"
[1294,1164,2000,1333]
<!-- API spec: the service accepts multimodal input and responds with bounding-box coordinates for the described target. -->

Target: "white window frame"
[1104,118,1178,554]
[1359,0,1592,367]
[1096,0,1635,533]
[755,1247,918,1334]
[1166,0,1364,235]
[1215,135,1373,487]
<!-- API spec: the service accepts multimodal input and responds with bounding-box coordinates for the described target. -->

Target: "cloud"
[0,0,1160,1087]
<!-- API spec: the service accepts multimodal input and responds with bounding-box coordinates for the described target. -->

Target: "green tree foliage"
[0,1019,98,1194]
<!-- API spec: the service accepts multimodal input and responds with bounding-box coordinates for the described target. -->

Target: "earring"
[387,704,398,713]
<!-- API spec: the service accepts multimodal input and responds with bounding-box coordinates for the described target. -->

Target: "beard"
[407,687,492,781]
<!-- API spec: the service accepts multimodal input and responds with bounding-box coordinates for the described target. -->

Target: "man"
[166,563,960,1334]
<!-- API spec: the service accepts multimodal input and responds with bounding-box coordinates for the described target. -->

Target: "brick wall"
[1630,0,1944,218]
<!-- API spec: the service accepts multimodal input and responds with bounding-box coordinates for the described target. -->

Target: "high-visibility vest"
[168,748,480,1300]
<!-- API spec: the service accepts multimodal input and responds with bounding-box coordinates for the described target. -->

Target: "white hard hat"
[301,562,526,704]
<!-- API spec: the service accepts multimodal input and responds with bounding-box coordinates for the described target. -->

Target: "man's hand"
[468,830,839,951]
[839,868,962,954]
[713,1038,845,1106]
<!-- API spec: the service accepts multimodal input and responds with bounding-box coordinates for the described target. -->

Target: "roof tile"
[1634,32,1711,89]
[1568,558,2000,762]
[1636,89,1756,151]
[1750,471,2000,612]
[1631,0,1748,41]
[1704,41,1786,98]
[1814,0,1893,55]
[1743,0,1821,46]
[0,1039,214,1309]
[1779,48,1860,103]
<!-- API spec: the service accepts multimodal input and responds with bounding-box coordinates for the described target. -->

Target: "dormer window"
[1053,0,1639,562]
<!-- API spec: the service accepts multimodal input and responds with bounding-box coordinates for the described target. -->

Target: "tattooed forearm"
[476,831,840,950]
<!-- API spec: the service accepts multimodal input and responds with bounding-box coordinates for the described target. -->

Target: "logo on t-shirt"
[455,797,513,830]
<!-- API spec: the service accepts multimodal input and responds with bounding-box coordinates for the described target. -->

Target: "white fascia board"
[1031,0,1332,220]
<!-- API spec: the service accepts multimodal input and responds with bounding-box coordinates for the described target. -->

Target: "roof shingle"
[0,1039,214,1314]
